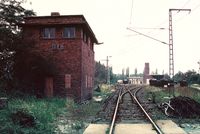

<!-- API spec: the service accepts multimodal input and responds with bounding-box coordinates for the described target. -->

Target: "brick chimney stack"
[143,62,150,84]
[51,12,60,16]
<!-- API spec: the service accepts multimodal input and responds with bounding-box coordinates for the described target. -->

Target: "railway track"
[98,85,164,134]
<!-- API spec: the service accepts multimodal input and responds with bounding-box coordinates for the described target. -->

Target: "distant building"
[128,76,143,84]
[20,12,99,101]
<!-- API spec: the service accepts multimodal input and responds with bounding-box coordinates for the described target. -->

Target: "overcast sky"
[24,0,200,74]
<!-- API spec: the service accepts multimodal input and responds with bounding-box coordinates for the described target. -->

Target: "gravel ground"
[56,85,200,133]
[143,86,200,134]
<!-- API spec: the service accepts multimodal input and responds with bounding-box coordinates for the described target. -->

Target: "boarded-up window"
[88,76,91,88]
[65,74,71,88]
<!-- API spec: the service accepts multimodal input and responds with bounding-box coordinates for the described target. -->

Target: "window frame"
[63,27,76,38]
[42,27,56,39]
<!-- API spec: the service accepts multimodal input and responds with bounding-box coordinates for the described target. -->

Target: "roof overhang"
[18,15,100,44]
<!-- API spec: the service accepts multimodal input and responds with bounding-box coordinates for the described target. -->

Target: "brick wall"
[81,39,95,100]
[22,15,95,101]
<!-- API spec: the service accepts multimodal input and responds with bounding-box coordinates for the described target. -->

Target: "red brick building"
[20,12,99,101]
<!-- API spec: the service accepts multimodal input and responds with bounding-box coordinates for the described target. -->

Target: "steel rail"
[109,86,139,134]
[128,87,164,134]
[109,88,122,134]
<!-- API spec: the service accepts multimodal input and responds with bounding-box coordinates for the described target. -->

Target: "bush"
[0,96,66,134]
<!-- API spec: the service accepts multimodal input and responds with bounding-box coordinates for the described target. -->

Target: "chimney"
[51,12,60,16]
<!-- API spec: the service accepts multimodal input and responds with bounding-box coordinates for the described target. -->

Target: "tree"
[174,70,200,85]
[134,68,137,76]
[185,70,196,84]
[0,0,35,32]
[122,68,125,78]
[173,71,185,82]
[126,67,129,77]
[94,61,107,86]
[155,69,158,75]
[0,0,36,91]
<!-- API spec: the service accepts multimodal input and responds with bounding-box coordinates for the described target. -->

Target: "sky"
[23,0,200,74]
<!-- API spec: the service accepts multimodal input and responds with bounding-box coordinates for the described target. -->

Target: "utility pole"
[169,9,191,79]
[106,56,112,85]
[169,9,191,97]
[198,60,200,74]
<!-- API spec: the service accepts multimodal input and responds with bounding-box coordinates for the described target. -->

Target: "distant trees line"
[94,61,123,86]
[173,70,200,85]
[95,61,200,86]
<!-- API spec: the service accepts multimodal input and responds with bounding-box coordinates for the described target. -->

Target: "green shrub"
[0,97,66,134]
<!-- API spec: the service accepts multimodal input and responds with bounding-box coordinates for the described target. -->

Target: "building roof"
[20,14,99,44]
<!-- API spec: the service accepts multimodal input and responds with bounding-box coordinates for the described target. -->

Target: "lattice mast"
[168,9,191,78]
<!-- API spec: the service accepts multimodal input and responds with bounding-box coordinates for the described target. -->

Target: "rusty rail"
[109,87,122,134]
[129,87,163,134]
[109,86,163,134]
[109,86,138,134]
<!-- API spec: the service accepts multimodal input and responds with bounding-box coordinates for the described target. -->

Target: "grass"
[144,86,171,103]
[143,86,200,103]
[0,84,112,134]
[93,84,113,99]
[0,95,66,134]
[65,98,101,120]
[144,86,200,134]
[56,84,112,133]
[175,86,200,103]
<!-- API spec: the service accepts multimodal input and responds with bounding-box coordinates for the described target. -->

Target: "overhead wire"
[191,1,200,12]
[182,0,192,8]
[127,27,168,45]
[169,0,200,24]
[144,0,193,36]
[138,0,195,43]
[129,0,134,25]
[125,0,200,55]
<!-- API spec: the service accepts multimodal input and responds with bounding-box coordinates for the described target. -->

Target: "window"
[43,28,55,38]
[83,32,87,42]
[63,27,75,38]
[86,76,92,88]
[87,37,91,46]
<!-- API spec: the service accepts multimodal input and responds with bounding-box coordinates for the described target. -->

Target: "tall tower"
[168,9,191,78]
[143,63,150,84]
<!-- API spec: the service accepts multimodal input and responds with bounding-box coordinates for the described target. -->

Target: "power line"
[129,27,167,30]
[129,0,134,24]
[182,0,192,8]
[144,0,193,36]
[191,2,200,12]
[127,27,168,45]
